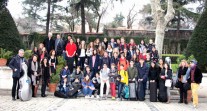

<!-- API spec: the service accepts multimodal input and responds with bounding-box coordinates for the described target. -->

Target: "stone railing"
[0,67,13,89]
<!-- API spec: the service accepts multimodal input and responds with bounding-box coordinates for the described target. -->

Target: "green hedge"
[161,54,183,64]
[0,7,24,52]
[172,64,179,73]
[185,5,207,72]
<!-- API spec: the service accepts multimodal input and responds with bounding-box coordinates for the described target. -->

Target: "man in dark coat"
[55,34,64,56]
[43,32,55,53]
[189,60,203,108]
[136,58,149,101]
[9,49,27,101]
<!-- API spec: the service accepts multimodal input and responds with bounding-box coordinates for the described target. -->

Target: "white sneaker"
[96,95,100,99]
[90,95,94,98]
[85,95,90,99]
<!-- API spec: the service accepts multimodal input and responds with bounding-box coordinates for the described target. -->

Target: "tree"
[22,0,46,21]
[92,0,109,32]
[53,1,80,32]
[127,4,138,29]
[46,0,51,35]
[85,11,97,33]
[185,0,207,71]
[0,0,23,52]
[72,0,99,37]
[22,0,46,33]
[46,0,62,34]
[150,0,175,56]
[113,13,125,27]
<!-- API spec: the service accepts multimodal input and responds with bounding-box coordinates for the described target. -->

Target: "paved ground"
[0,95,207,111]
[0,75,206,111]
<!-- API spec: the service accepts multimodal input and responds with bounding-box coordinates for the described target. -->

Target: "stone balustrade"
[0,66,13,89]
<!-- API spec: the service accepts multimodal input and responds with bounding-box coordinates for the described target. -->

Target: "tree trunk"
[155,22,165,56]
[151,0,175,57]
[177,42,181,54]
[72,16,75,32]
[81,1,85,37]
[89,23,92,33]
[96,15,101,33]
[176,11,180,39]
[46,0,51,35]
[50,2,55,31]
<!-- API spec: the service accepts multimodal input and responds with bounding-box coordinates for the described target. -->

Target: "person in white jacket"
[100,63,110,100]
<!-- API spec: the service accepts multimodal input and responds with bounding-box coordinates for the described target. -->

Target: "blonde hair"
[179,60,188,67]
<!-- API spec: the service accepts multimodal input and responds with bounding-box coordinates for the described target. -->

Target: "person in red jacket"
[117,53,129,71]
[66,39,77,73]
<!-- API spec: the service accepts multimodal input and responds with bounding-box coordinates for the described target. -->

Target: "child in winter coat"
[109,63,118,100]
[92,73,101,98]
[100,63,110,100]
[117,64,128,101]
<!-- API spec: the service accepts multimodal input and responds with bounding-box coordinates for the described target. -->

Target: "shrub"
[0,48,13,59]
[185,7,207,72]
[161,54,183,64]
[24,50,32,60]
[0,7,23,52]
[171,64,179,73]
[28,32,45,48]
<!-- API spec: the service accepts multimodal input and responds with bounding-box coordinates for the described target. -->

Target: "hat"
[190,60,197,65]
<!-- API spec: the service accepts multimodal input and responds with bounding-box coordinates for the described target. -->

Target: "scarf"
[31,61,38,85]
[31,61,38,72]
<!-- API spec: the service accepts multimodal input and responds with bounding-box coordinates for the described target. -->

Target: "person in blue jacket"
[82,74,95,98]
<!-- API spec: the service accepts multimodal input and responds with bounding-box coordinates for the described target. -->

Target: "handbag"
[175,80,182,88]
[165,79,172,87]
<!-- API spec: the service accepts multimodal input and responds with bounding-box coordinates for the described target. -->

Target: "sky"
[7,0,200,31]
[7,0,150,28]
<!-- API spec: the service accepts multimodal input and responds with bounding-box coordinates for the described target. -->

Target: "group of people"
[9,32,203,108]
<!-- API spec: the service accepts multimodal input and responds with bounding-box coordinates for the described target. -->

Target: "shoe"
[85,95,90,99]
[17,96,19,99]
[99,97,103,101]
[12,97,16,101]
[178,100,183,103]
[96,95,100,99]
[184,100,188,104]
[41,94,47,97]
[104,96,107,100]
[116,98,121,101]
[193,105,197,109]
[112,97,115,100]
[90,95,94,99]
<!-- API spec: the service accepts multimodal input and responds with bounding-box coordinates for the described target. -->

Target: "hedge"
[185,6,207,72]
[0,7,24,52]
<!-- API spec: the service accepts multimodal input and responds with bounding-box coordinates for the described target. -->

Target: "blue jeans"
[118,82,125,98]
[82,87,93,96]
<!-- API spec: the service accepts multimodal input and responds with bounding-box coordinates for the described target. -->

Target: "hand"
[140,79,143,81]
[132,78,135,81]
[161,76,165,79]
[34,72,38,76]
[14,69,17,72]
[98,66,100,69]
[78,58,80,61]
